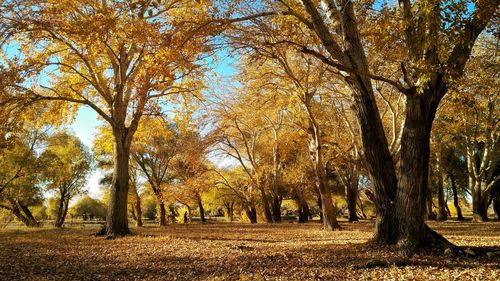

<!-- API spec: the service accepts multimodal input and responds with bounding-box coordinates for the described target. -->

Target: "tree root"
[94,225,133,239]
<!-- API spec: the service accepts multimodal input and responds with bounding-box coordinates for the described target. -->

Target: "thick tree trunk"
[259,187,273,223]
[16,202,39,227]
[332,0,399,243]
[295,192,310,223]
[197,195,206,223]
[271,196,282,223]
[105,129,132,236]
[472,190,489,222]
[346,179,359,222]
[8,201,38,227]
[54,194,66,227]
[493,195,500,220]
[225,203,234,222]
[492,185,500,220]
[436,184,447,221]
[317,177,340,230]
[299,200,310,223]
[395,95,438,253]
[246,204,257,224]
[159,201,168,226]
[450,174,464,221]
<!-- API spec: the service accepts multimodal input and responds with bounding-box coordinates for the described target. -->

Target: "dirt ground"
[0,221,499,280]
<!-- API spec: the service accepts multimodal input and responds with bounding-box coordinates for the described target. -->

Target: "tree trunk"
[55,199,69,228]
[271,196,282,223]
[159,201,168,226]
[246,204,257,224]
[346,178,359,222]
[17,201,39,227]
[8,201,37,227]
[436,184,447,221]
[357,195,367,219]
[316,191,323,224]
[472,187,489,222]
[317,177,339,230]
[395,95,438,253]
[295,190,310,223]
[105,129,132,236]
[259,187,273,223]
[54,193,66,227]
[333,0,399,243]
[436,151,448,221]
[225,203,234,222]
[426,189,436,220]
[135,195,143,227]
[197,195,206,223]
[493,194,500,220]
[449,174,464,221]
[445,204,451,216]
[307,120,340,230]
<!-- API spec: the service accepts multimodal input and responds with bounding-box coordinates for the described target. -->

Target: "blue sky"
[68,107,102,198]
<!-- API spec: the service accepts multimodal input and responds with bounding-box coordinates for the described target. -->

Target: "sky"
[68,107,102,198]
[67,50,237,199]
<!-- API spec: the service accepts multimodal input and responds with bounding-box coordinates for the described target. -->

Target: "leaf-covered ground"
[0,221,499,280]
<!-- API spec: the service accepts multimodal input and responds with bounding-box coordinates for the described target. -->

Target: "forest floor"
[0,220,499,280]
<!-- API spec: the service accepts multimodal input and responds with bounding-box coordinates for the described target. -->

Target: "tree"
[132,117,179,226]
[40,132,92,227]
[1,0,213,236]
[214,169,258,223]
[171,130,213,223]
[0,118,48,227]
[228,0,497,253]
[71,195,107,221]
[450,37,499,222]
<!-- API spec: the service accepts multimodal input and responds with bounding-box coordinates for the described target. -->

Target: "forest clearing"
[1,221,499,280]
[0,0,499,280]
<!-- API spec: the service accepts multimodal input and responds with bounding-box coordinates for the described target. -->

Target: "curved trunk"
[17,202,39,227]
[105,129,132,236]
[8,201,38,227]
